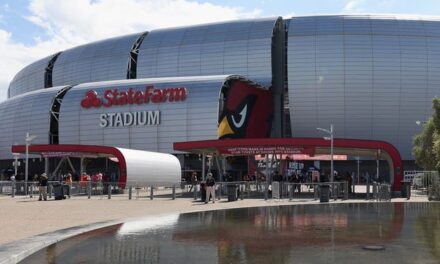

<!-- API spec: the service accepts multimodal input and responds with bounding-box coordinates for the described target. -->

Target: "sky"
[1,0,440,101]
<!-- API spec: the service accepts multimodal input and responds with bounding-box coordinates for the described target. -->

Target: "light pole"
[356,156,360,185]
[12,153,20,177]
[25,132,37,195]
[415,120,426,126]
[317,124,334,182]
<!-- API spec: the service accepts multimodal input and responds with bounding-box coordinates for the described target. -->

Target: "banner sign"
[41,152,89,158]
[218,146,315,155]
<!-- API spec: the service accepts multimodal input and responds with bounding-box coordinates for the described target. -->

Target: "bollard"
[366,178,370,200]
[136,187,140,199]
[150,185,154,200]
[218,183,222,200]
[344,182,348,200]
[30,184,33,198]
[240,184,244,200]
[407,183,411,200]
[108,184,112,199]
[129,186,132,200]
[289,184,293,201]
[172,185,176,200]
[373,183,377,201]
[87,182,91,199]
[214,185,218,201]
[193,184,197,200]
[48,184,52,199]
[12,182,15,198]
[246,182,250,198]
[218,184,222,200]
[264,183,268,201]
[314,185,318,200]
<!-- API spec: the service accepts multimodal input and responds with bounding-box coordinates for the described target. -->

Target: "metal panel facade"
[58,77,225,153]
[0,86,68,159]
[6,15,440,161]
[52,33,142,87]
[8,54,57,98]
[288,15,440,159]
[137,18,277,86]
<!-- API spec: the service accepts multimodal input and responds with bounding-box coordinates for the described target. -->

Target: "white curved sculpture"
[117,148,181,185]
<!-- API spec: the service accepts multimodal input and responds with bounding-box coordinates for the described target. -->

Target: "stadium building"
[1,15,438,188]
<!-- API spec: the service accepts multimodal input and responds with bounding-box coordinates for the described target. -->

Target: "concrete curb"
[0,220,122,264]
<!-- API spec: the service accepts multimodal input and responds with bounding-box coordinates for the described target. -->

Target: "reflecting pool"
[21,203,440,264]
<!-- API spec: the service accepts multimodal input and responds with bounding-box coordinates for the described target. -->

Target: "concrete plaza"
[0,194,428,246]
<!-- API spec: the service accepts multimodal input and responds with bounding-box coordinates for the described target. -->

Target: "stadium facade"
[1,15,439,178]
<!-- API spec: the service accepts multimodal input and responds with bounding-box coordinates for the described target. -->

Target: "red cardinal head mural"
[218,78,273,139]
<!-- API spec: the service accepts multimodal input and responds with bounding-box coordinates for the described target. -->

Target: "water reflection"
[21,203,440,264]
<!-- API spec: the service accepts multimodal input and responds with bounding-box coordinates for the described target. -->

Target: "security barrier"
[0,180,384,202]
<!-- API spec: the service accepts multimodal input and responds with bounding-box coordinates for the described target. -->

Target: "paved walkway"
[0,194,428,246]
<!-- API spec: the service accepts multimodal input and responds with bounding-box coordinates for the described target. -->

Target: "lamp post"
[25,132,37,195]
[317,124,334,182]
[415,120,426,126]
[12,153,20,177]
[356,156,360,185]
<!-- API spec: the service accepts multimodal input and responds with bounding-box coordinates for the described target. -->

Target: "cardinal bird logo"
[218,79,273,139]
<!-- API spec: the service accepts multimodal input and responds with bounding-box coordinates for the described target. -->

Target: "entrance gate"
[404,170,440,199]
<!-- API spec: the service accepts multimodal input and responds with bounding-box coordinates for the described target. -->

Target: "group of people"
[189,171,216,204]
[37,172,74,201]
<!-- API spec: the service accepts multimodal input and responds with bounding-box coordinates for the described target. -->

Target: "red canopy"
[174,137,403,191]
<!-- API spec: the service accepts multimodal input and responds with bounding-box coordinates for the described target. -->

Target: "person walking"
[205,173,215,204]
[38,173,48,201]
[189,171,197,192]
[65,173,73,197]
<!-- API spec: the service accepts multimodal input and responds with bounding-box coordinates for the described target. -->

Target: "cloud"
[343,0,367,12]
[342,0,398,13]
[26,0,261,43]
[0,29,68,100]
[0,0,261,101]
[282,12,295,19]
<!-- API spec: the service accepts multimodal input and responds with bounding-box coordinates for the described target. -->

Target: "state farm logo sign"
[81,85,187,108]
[80,85,187,128]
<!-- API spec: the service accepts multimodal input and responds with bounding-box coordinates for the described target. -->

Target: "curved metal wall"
[8,54,59,98]
[136,18,278,85]
[0,86,69,159]
[52,33,142,87]
[58,76,226,153]
[287,15,440,160]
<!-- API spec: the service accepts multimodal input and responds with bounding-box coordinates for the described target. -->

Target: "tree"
[413,98,440,170]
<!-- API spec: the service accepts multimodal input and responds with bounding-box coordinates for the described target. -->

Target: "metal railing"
[0,180,372,202]
[372,182,392,201]
[404,171,440,198]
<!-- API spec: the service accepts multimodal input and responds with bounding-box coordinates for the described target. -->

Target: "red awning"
[173,137,403,191]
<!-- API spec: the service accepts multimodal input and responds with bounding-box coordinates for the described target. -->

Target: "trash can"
[200,182,207,202]
[62,184,70,197]
[53,183,65,200]
[320,184,330,203]
[401,181,411,198]
[227,183,238,202]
